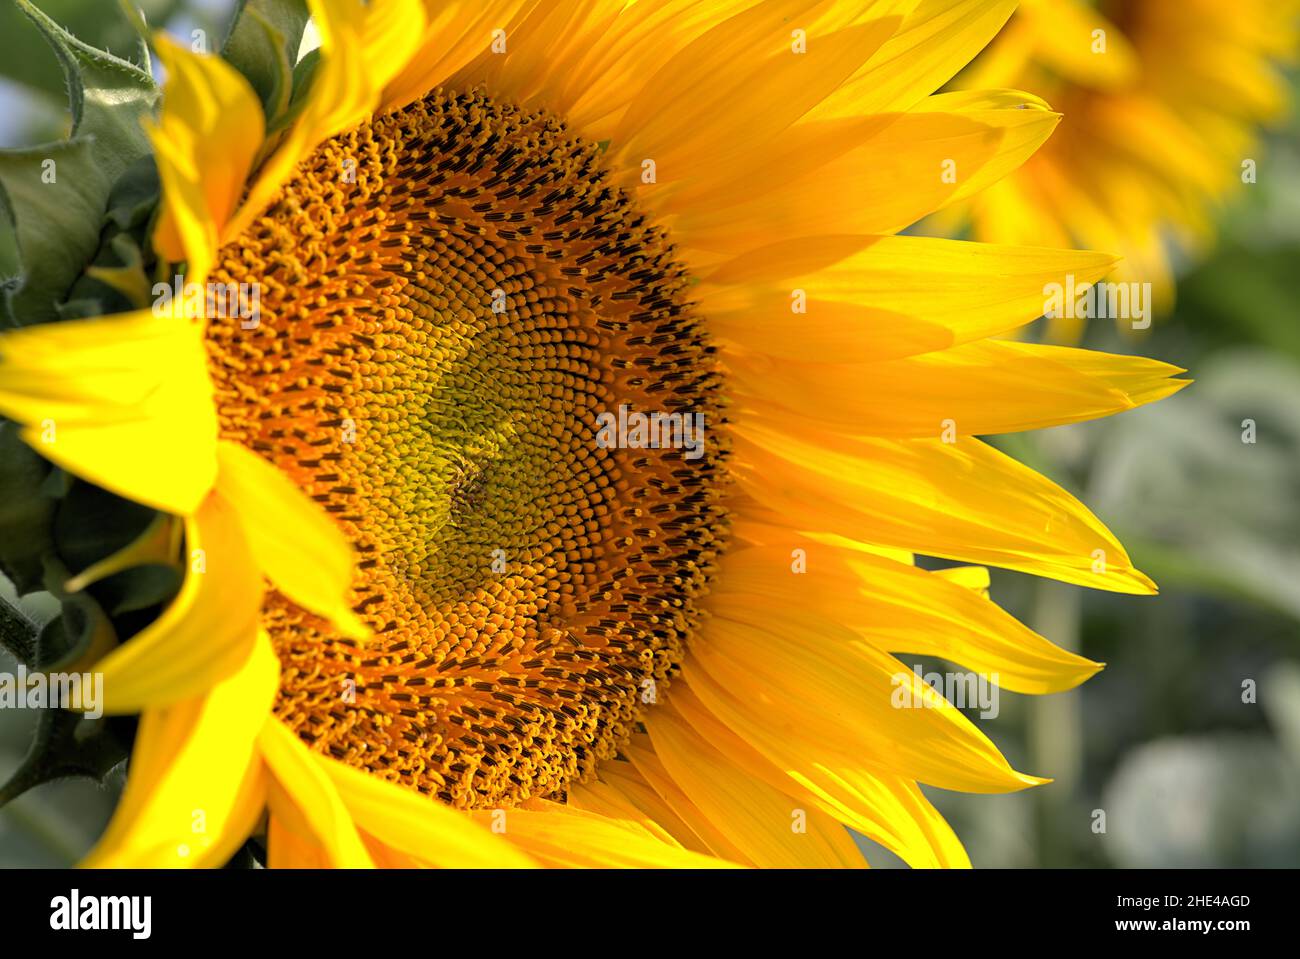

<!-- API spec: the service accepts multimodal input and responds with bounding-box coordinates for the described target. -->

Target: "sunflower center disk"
[207,90,727,807]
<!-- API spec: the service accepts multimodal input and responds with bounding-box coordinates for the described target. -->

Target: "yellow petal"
[148,33,265,283]
[227,0,426,241]
[216,441,368,639]
[666,680,970,868]
[562,0,761,140]
[0,311,217,515]
[717,533,1102,693]
[566,776,690,851]
[676,92,1059,249]
[384,0,538,112]
[612,10,902,186]
[583,757,721,856]
[812,0,1018,117]
[82,634,278,867]
[964,167,1074,250]
[703,236,1117,362]
[93,490,263,713]
[316,752,536,868]
[726,339,1189,438]
[260,718,374,868]
[933,564,991,594]
[731,427,1160,595]
[1016,0,1138,89]
[622,737,755,863]
[687,608,1046,794]
[439,0,622,115]
[645,703,867,867]
[471,800,742,868]
[613,0,836,158]
[663,114,903,216]
[963,0,1137,92]
[267,813,332,868]
[359,831,426,868]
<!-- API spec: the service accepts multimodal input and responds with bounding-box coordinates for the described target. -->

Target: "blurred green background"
[1,0,1297,868]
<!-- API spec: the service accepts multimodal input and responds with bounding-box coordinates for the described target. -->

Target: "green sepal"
[103,151,162,233]
[35,568,120,663]
[53,297,111,321]
[63,154,162,315]
[0,706,131,810]
[92,564,184,617]
[83,235,153,311]
[223,0,310,129]
[37,465,75,500]
[0,596,40,668]
[273,45,321,139]
[0,1,158,326]
[0,421,57,595]
[52,481,156,577]
[47,481,182,633]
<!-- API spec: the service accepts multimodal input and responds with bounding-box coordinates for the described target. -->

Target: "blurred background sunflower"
[0,0,1297,870]
[937,0,1300,336]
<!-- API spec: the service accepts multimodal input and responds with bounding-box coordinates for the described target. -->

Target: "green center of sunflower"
[205,89,728,807]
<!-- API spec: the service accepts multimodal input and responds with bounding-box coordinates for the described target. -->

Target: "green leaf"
[223,0,310,128]
[0,137,112,326]
[0,1,159,326]
[64,154,162,315]
[16,0,156,154]
[0,0,166,106]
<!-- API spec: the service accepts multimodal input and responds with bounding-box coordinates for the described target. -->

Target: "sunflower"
[0,0,1190,869]
[945,0,1300,331]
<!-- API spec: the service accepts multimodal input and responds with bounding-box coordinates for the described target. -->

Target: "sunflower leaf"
[0,138,109,326]
[0,2,158,326]
[223,0,310,128]
[16,0,156,152]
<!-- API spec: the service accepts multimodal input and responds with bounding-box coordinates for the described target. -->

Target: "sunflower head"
[0,0,1191,869]
[207,85,729,806]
